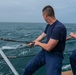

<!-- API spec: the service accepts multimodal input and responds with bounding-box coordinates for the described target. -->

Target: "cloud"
[0,0,76,23]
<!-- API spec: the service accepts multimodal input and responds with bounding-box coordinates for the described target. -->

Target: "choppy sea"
[0,22,76,75]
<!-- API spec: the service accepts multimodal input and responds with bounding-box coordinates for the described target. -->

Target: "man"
[23,5,67,75]
[67,32,76,75]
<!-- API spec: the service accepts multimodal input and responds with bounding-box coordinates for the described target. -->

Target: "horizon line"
[0,21,76,24]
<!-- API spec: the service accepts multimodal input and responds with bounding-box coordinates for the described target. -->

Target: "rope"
[0,37,75,59]
[0,54,35,59]
[0,38,32,43]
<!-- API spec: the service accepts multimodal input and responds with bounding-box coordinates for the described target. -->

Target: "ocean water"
[0,22,76,75]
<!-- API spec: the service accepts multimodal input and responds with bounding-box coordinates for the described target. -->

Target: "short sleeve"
[44,25,49,34]
[51,27,61,40]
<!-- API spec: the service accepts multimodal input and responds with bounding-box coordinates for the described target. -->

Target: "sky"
[0,0,76,23]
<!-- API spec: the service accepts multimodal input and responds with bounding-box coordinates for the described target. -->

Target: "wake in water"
[1,44,28,50]
[62,64,71,70]
[0,43,32,59]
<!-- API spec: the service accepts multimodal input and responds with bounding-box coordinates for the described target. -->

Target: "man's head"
[42,5,55,23]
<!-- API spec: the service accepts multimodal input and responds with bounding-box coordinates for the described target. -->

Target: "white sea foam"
[1,44,27,50]
[19,51,28,55]
[0,72,3,75]
[1,46,17,50]
[7,33,11,35]
[19,48,31,55]
[62,64,71,70]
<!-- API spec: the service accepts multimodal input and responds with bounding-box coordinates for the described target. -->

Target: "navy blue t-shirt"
[44,20,67,53]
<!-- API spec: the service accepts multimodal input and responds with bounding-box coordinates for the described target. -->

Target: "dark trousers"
[70,49,76,75]
[23,50,63,75]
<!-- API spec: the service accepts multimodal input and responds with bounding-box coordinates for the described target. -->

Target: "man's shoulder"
[55,21,66,29]
[53,23,66,33]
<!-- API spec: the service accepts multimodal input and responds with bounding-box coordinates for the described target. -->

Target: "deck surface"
[62,70,73,75]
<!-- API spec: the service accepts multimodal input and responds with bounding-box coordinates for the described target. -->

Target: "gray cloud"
[0,0,76,23]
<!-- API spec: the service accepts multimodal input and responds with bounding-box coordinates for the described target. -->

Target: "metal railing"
[0,49,19,75]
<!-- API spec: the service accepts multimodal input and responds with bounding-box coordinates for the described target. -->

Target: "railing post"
[0,49,19,75]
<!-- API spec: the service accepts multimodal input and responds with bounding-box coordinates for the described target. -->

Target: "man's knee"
[23,64,33,75]
[25,64,31,72]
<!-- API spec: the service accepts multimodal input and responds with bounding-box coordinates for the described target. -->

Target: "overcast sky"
[0,0,76,23]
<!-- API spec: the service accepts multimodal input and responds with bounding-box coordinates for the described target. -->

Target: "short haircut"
[42,5,55,17]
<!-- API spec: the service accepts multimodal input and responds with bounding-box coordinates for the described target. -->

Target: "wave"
[0,72,3,75]
[1,44,27,50]
[19,50,30,55]
[62,64,71,70]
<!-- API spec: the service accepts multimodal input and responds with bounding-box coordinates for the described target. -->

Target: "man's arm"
[66,32,76,41]
[70,32,76,38]
[34,32,46,42]
[27,32,46,46]
[34,39,59,51]
[66,36,73,40]
[34,26,66,51]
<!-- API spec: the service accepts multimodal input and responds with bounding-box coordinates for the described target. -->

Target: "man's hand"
[27,42,35,47]
[34,41,39,46]
[70,32,75,37]
[34,39,59,51]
